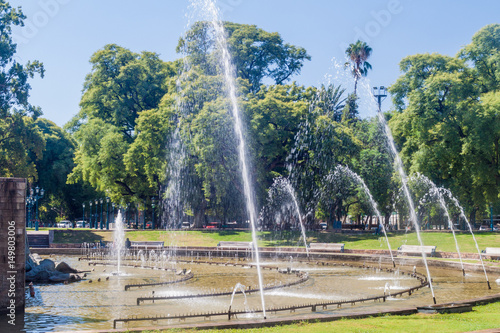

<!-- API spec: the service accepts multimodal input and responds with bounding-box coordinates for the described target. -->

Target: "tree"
[388,24,500,222]
[344,40,372,95]
[459,24,500,93]
[288,90,362,225]
[314,84,346,122]
[351,118,397,225]
[34,118,98,222]
[0,1,45,179]
[177,21,311,92]
[244,83,312,201]
[67,44,176,204]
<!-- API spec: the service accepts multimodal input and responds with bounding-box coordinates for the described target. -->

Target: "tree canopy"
[389,24,500,221]
[5,10,499,228]
[177,21,311,92]
[0,1,45,180]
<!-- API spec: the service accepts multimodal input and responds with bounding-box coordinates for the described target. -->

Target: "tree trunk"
[193,199,207,228]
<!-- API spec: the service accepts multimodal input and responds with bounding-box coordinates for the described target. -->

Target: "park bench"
[398,245,436,257]
[483,247,500,259]
[217,241,253,249]
[130,241,164,249]
[308,243,345,253]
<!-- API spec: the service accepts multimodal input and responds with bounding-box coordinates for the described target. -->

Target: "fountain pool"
[22,253,500,332]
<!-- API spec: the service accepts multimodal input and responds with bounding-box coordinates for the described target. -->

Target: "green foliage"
[0,1,45,179]
[288,85,363,225]
[389,24,500,220]
[68,44,176,204]
[177,21,311,92]
[351,119,396,219]
[345,40,372,94]
[245,83,312,200]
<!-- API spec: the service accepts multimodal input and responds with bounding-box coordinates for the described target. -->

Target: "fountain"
[376,109,437,304]
[329,165,396,267]
[19,4,500,333]
[412,174,465,276]
[191,0,267,317]
[113,210,125,275]
[440,188,492,289]
[262,177,309,257]
[228,282,248,317]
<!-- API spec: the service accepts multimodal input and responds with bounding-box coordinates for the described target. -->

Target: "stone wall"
[0,178,26,319]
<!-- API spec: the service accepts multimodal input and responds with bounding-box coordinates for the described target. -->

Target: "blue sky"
[9,0,500,127]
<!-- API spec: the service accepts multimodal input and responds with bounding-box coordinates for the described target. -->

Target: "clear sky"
[9,0,500,127]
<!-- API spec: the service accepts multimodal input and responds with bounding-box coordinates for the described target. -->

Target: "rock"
[55,262,78,273]
[25,255,81,284]
[48,272,71,282]
[38,259,56,271]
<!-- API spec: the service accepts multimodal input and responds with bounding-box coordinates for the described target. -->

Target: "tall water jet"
[375,111,437,304]
[263,177,309,257]
[284,180,309,258]
[333,165,396,268]
[412,174,465,276]
[113,210,125,274]
[441,188,491,289]
[162,128,185,230]
[192,0,267,317]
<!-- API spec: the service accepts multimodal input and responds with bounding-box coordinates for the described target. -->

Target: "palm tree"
[316,84,346,122]
[344,40,372,95]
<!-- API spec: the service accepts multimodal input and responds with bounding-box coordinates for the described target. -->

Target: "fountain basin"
[417,303,473,314]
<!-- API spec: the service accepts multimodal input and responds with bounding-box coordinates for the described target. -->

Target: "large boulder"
[55,262,78,273]
[25,257,81,283]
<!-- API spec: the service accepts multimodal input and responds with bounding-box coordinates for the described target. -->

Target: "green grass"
[136,301,500,333]
[52,229,500,254]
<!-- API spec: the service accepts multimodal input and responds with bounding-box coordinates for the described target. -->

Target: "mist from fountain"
[191,0,267,317]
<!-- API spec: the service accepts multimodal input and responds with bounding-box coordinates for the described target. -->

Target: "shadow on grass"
[260,230,383,247]
[53,230,104,244]
[198,229,242,237]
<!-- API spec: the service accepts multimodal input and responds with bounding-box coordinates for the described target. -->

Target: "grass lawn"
[51,228,500,254]
[137,301,500,333]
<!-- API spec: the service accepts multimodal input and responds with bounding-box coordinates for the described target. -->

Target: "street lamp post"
[89,201,93,228]
[372,86,387,112]
[151,197,156,230]
[125,203,129,228]
[106,197,110,230]
[28,198,35,228]
[32,186,44,231]
[112,203,115,227]
[100,198,104,230]
[82,203,86,227]
[135,204,139,229]
[26,198,32,228]
[142,202,146,230]
[95,199,99,229]
[490,203,494,232]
